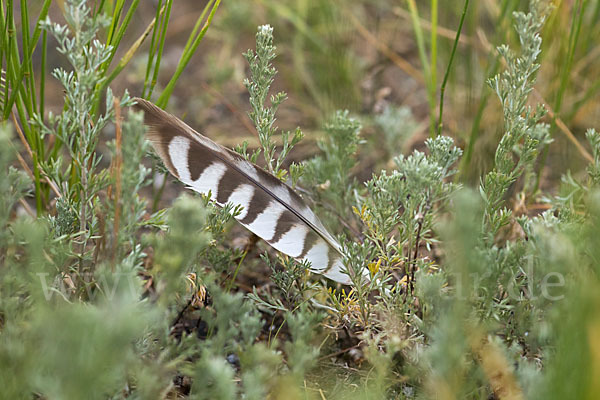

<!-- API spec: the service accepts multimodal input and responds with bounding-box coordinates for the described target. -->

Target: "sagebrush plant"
[375,105,419,155]
[36,2,134,260]
[240,24,304,182]
[303,109,363,222]
[1,0,600,399]
[0,0,220,213]
[482,1,553,237]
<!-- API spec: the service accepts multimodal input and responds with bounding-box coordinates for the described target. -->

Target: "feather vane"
[133,98,353,284]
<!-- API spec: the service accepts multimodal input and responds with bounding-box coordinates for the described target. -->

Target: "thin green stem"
[92,0,140,115]
[460,0,515,176]
[106,0,126,46]
[536,0,588,193]
[2,0,51,120]
[15,96,43,213]
[39,30,47,118]
[4,0,20,121]
[20,0,36,117]
[151,172,168,213]
[156,0,221,108]
[28,0,51,50]
[0,2,8,113]
[97,6,161,99]
[406,0,435,136]
[103,0,139,75]
[554,0,586,113]
[226,251,248,293]
[437,0,469,137]
[94,0,107,16]
[430,0,438,137]
[142,0,165,98]
[406,0,430,79]
[147,0,173,99]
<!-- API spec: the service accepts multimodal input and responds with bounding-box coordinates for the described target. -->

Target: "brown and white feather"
[133,98,354,284]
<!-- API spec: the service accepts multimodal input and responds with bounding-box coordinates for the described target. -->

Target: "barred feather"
[133,98,354,284]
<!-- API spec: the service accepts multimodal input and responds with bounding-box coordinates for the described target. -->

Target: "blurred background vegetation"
[8,0,600,200]
[1,0,600,398]
[127,0,599,186]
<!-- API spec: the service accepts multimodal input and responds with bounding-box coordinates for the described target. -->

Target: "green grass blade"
[0,2,8,115]
[2,0,50,120]
[142,0,166,98]
[554,0,587,113]
[406,0,430,77]
[94,0,107,16]
[406,0,436,136]
[156,0,222,108]
[4,0,24,121]
[39,30,47,118]
[535,0,589,191]
[146,0,173,99]
[101,9,161,95]
[28,0,51,55]
[460,0,516,176]
[20,0,36,117]
[258,0,326,53]
[102,0,139,75]
[437,0,469,137]
[430,0,438,134]
[179,0,209,57]
[106,0,126,46]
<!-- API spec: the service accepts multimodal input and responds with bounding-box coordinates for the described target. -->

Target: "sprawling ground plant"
[1,0,599,398]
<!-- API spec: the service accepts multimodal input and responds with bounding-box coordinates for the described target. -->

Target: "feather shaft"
[133,98,356,285]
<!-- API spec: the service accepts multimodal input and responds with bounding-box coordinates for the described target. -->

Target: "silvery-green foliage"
[240,343,283,400]
[199,283,262,355]
[414,3,566,396]
[303,110,363,220]
[284,304,322,379]
[242,25,304,179]
[2,4,327,400]
[585,129,600,185]
[544,129,600,231]
[197,199,245,275]
[190,284,264,399]
[105,109,153,260]
[482,0,553,235]
[50,196,78,236]
[375,105,418,153]
[146,195,211,303]
[34,0,133,258]
[323,135,462,324]
[191,352,237,400]
[0,125,31,243]
[8,0,600,397]
[360,136,461,268]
